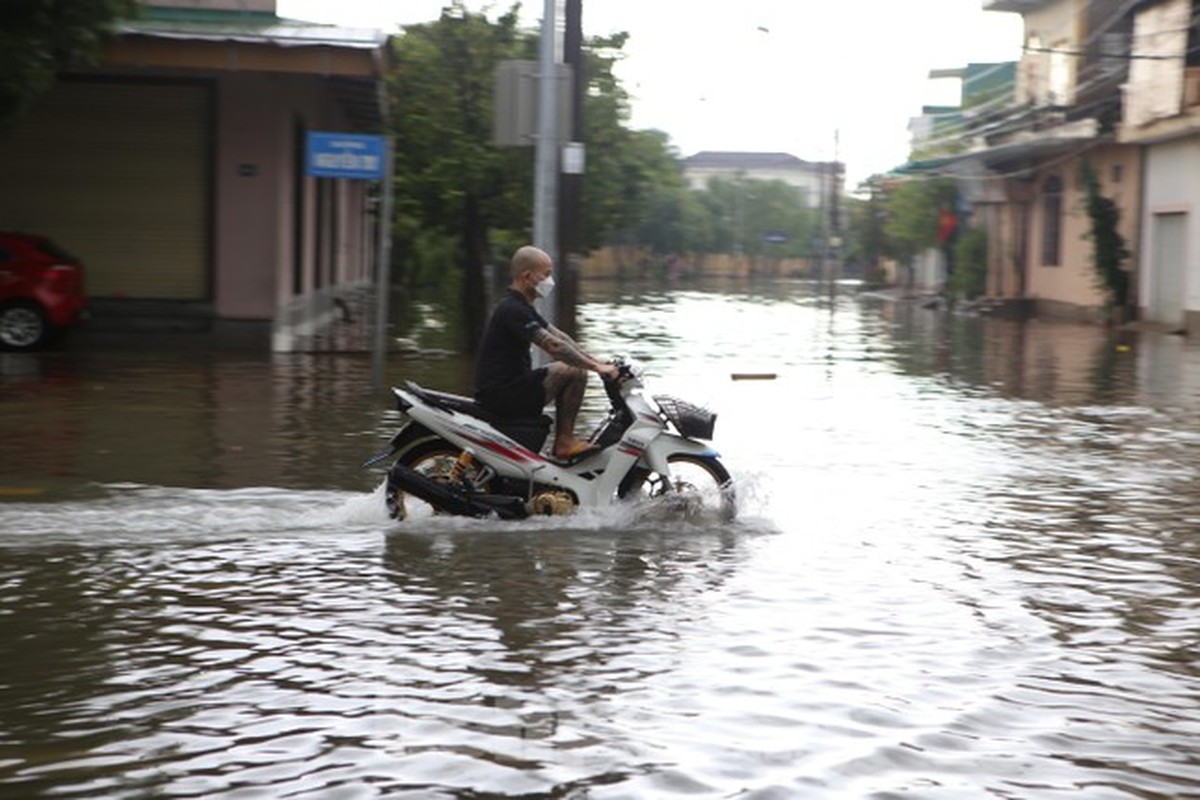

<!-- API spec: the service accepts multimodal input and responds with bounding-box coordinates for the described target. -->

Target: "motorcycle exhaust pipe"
[386,461,528,520]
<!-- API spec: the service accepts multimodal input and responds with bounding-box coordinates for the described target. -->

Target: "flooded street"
[1,280,1198,798]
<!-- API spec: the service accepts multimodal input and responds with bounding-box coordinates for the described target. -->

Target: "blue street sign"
[305,132,386,180]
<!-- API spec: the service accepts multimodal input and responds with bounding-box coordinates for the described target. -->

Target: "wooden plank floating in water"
[0,487,45,497]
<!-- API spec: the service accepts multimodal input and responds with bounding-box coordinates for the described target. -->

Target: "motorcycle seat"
[405,381,550,429]
[405,381,486,417]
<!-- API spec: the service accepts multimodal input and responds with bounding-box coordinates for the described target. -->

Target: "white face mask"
[535,274,556,298]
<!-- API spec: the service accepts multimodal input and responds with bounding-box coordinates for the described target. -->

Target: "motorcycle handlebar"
[601,361,631,405]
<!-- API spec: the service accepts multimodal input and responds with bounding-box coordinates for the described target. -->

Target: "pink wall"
[214,73,283,318]
[1026,144,1141,310]
[213,73,369,321]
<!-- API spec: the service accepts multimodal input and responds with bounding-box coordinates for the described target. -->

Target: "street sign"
[305,132,386,180]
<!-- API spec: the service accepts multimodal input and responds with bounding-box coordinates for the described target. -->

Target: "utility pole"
[533,0,558,312]
[531,0,559,370]
[557,0,584,338]
[734,172,745,260]
[532,0,559,374]
[815,163,826,286]
[828,128,841,299]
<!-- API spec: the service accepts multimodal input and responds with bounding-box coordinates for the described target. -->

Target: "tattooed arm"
[531,326,619,378]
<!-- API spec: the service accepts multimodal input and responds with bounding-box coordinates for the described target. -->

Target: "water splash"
[0,483,387,543]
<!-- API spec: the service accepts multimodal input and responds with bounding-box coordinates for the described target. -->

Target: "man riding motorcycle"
[473,245,619,461]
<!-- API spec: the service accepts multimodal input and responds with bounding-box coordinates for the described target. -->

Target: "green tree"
[576,36,687,251]
[882,176,957,287]
[0,0,136,130]
[741,179,819,260]
[685,177,817,260]
[387,8,672,347]
[636,181,689,255]
[387,3,531,347]
[1080,161,1131,309]
[844,176,888,285]
[588,126,686,253]
[951,227,987,299]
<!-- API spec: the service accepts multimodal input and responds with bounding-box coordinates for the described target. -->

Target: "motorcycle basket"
[653,394,716,440]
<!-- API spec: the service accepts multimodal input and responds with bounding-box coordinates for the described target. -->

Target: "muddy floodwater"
[1,280,1197,798]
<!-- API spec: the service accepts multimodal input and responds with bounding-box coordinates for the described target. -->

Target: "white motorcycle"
[365,358,736,521]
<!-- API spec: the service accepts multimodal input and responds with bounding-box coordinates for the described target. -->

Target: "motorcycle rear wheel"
[390,439,492,519]
[621,454,737,522]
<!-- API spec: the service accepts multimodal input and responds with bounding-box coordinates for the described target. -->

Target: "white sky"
[277,0,1024,187]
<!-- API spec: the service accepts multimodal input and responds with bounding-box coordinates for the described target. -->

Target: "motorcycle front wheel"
[388,438,492,520]
[620,454,737,522]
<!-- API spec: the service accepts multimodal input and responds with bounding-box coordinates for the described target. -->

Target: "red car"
[0,232,88,351]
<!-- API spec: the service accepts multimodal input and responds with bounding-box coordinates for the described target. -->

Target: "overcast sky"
[277,0,1024,186]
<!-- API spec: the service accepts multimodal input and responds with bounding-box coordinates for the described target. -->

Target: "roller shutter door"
[0,79,210,299]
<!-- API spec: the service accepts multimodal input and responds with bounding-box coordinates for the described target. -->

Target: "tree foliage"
[387,3,531,345]
[387,6,685,346]
[385,4,853,339]
[0,0,136,131]
[576,36,686,251]
[843,176,887,284]
[628,176,820,260]
[1080,161,1131,308]
[731,178,819,259]
[881,176,957,266]
[951,227,987,299]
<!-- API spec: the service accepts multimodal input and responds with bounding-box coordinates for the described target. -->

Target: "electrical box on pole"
[493,60,574,147]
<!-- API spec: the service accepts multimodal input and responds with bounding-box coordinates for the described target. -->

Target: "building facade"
[913,0,1142,321]
[1118,0,1200,333]
[0,0,391,350]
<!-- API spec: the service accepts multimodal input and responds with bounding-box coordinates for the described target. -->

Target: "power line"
[888,137,1107,183]
[893,1,1197,179]
[910,3,1200,155]
[1022,43,1172,59]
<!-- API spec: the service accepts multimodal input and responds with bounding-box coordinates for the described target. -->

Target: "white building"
[680,151,841,209]
[1118,0,1200,333]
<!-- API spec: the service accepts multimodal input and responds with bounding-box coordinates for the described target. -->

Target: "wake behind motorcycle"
[364,358,736,522]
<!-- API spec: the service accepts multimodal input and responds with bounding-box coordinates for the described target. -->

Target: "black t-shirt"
[473,289,548,394]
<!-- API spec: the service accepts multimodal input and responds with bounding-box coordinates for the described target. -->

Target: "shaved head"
[510,245,551,281]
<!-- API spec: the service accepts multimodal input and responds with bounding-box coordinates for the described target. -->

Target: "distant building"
[680,151,842,209]
[909,63,1017,157]
[909,105,961,154]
